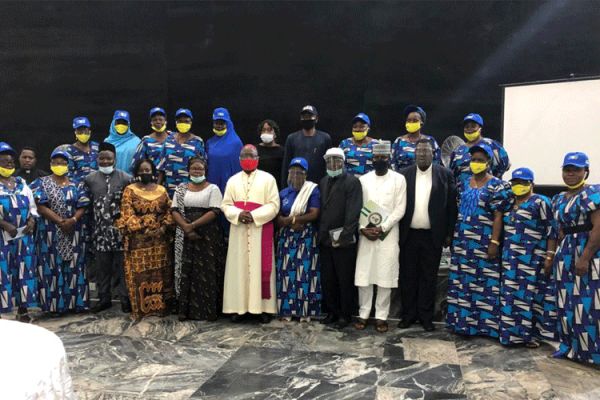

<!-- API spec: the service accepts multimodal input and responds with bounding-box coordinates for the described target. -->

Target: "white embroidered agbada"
[355,170,407,288]
[221,169,280,314]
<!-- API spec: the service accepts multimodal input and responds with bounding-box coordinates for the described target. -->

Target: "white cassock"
[355,170,407,288]
[221,169,280,314]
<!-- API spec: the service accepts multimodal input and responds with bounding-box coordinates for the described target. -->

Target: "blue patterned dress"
[552,185,600,364]
[339,138,378,176]
[391,134,441,171]
[67,141,99,184]
[157,134,206,197]
[449,138,510,191]
[0,177,39,313]
[131,133,171,170]
[276,185,321,317]
[447,177,511,337]
[500,194,558,345]
[31,176,91,313]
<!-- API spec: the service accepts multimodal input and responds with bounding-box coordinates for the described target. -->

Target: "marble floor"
[24,306,600,400]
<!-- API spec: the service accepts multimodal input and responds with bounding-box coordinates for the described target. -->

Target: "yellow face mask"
[352,130,368,141]
[152,124,167,133]
[76,133,91,143]
[566,179,586,190]
[469,161,487,174]
[511,183,531,196]
[0,167,15,178]
[115,124,129,134]
[464,129,481,142]
[177,123,192,133]
[405,122,421,134]
[51,165,69,176]
[213,128,227,136]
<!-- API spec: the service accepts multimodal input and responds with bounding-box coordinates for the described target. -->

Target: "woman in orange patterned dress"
[116,159,174,319]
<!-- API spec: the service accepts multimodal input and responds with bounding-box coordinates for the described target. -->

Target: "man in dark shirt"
[281,105,332,185]
[84,142,132,313]
[318,147,362,329]
[16,147,49,184]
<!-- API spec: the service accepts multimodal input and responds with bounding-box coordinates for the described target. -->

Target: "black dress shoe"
[121,302,132,313]
[334,318,350,329]
[91,302,112,314]
[320,314,338,325]
[260,313,272,324]
[398,319,414,329]
[231,314,244,323]
[422,322,435,332]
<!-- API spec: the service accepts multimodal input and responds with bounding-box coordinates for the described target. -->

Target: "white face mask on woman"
[260,133,274,144]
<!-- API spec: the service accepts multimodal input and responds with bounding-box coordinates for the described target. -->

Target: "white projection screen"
[503,77,600,186]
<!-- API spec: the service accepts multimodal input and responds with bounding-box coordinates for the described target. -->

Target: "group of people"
[0,103,598,366]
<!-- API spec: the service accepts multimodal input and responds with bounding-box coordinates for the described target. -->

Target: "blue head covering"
[104,110,141,173]
[206,107,243,194]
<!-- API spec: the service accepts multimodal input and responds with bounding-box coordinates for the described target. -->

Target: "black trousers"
[95,250,129,305]
[320,244,357,319]
[400,229,442,324]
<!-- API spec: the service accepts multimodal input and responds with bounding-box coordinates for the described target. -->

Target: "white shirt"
[410,165,432,229]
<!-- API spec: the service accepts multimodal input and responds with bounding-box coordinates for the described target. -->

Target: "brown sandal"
[525,340,540,349]
[375,320,388,333]
[354,318,367,330]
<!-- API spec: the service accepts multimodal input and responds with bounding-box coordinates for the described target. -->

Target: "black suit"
[16,168,49,184]
[319,172,362,319]
[398,164,457,324]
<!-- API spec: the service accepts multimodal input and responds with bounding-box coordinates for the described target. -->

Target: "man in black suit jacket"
[398,139,457,331]
[319,147,362,329]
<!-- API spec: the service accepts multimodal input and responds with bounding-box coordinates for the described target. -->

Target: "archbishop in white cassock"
[221,146,280,316]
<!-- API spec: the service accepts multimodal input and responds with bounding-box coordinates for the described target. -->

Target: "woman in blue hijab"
[206,107,243,195]
[104,110,141,173]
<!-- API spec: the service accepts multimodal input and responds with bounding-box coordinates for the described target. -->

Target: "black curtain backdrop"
[1,1,599,171]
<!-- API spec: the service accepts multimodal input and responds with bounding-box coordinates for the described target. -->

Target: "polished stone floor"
[26,305,600,400]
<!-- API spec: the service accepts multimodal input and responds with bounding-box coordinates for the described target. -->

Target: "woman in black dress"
[171,157,225,321]
[256,119,284,188]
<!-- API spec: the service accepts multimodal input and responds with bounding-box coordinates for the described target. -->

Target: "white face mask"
[99,165,114,175]
[260,133,274,144]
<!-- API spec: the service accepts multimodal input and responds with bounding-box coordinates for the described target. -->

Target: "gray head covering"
[372,140,391,156]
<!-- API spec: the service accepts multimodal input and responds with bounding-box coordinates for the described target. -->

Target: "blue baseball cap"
[51,147,71,161]
[464,113,484,126]
[562,152,589,168]
[113,110,130,123]
[0,142,16,157]
[511,167,534,182]
[352,113,370,126]
[403,105,426,123]
[212,107,230,121]
[289,157,309,171]
[175,108,193,119]
[149,107,166,118]
[72,116,91,129]
[469,143,493,160]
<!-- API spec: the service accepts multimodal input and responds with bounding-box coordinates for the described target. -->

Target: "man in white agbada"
[221,144,280,323]
[354,141,406,333]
